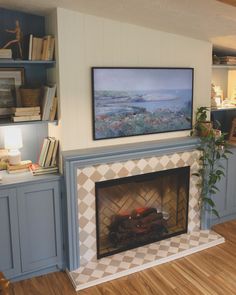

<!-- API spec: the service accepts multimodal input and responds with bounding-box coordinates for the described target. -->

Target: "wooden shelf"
[0,59,55,66]
[211,106,236,112]
[212,64,236,69]
[0,119,57,127]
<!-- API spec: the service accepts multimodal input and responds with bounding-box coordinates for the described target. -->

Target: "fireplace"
[63,139,225,291]
[96,167,190,258]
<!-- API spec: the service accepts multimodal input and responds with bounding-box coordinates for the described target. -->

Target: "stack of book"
[219,56,236,65]
[0,49,12,59]
[30,163,58,175]
[30,137,59,175]
[7,160,32,174]
[11,107,41,122]
[42,85,57,121]
[28,34,55,61]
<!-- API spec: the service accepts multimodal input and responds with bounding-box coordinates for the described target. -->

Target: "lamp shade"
[4,127,23,150]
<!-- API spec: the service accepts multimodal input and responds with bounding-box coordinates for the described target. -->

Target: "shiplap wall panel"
[55,8,212,151]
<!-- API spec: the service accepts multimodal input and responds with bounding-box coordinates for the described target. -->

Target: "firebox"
[95,166,190,259]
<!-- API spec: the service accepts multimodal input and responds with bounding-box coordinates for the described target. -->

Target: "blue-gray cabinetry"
[0,173,63,281]
[210,146,236,226]
[0,189,21,278]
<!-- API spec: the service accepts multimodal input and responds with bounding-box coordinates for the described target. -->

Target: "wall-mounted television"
[92,67,193,140]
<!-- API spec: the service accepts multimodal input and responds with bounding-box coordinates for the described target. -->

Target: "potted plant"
[192,107,232,228]
[194,106,213,137]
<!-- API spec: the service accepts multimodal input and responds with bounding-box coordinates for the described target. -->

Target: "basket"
[20,88,41,107]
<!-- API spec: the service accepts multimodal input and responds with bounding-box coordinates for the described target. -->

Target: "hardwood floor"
[12,220,236,295]
[217,0,236,7]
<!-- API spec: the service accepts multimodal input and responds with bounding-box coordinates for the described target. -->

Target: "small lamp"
[4,127,23,165]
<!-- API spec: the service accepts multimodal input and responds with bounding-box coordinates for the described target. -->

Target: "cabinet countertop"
[0,171,62,188]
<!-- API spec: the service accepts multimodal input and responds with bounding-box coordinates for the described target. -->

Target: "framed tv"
[92,67,194,140]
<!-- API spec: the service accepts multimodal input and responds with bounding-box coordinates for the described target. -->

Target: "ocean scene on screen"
[93,68,193,139]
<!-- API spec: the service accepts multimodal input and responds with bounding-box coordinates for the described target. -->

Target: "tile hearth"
[68,230,224,291]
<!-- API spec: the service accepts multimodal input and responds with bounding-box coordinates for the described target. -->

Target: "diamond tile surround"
[77,151,201,265]
[68,150,224,291]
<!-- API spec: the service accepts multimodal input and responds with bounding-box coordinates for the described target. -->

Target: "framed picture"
[0,68,24,116]
[92,67,193,140]
[229,118,236,143]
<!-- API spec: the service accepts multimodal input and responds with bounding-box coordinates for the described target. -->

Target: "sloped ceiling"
[1,0,236,53]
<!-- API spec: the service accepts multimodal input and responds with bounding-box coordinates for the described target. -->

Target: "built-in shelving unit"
[211,59,236,135]
[0,60,55,65]
[0,7,57,127]
[212,64,236,69]
[0,7,58,160]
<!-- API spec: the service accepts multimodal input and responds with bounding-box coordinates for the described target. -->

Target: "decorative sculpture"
[2,20,23,59]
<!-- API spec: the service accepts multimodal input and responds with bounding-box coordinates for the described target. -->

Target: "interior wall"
[212,68,228,99]
[55,7,212,151]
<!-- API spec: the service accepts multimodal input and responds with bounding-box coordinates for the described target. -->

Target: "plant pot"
[198,121,213,137]
[200,204,212,230]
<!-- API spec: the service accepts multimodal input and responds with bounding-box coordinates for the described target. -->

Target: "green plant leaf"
[211,209,220,218]
[202,197,216,208]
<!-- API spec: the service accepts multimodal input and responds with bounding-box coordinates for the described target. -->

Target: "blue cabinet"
[210,146,236,226]
[0,189,21,278]
[0,174,63,281]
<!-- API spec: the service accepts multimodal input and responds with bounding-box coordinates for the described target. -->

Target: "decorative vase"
[200,204,212,230]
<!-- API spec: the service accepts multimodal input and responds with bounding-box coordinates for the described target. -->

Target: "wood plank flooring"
[217,0,236,7]
[12,220,236,295]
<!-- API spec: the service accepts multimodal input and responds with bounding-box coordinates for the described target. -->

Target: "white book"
[50,140,59,166]
[12,115,41,122]
[14,111,40,117]
[44,138,56,168]
[42,85,56,121]
[38,138,50,167]
[0,49,12,58]
[28,34,33,60]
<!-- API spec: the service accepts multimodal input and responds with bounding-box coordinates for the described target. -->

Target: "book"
[12,115,41,122]
[38,138,51,167]
[50,140,59,166]
[7,160,32,172]
[12,107,40,113]
[44,138,56,167]
[31,37,43,60]
[48,37,55,60]
[42,85,56,121]
[41,35,51,60]
[28,34,33,60]
[14,111,40,117]
[31,168,59,176]
[0,49,12,59]
[49,96,57,121]
[30,163,58,175]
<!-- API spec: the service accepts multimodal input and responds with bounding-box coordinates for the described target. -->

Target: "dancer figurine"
[2,20,23,59]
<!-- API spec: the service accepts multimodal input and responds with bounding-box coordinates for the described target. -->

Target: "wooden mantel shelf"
[62,136,199,167]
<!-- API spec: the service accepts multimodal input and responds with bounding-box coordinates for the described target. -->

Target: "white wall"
[55,7,212,151]
[212,68,228,99]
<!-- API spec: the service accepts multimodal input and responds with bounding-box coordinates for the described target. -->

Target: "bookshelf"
[0,7,57,126]
[0,8,63,282]
[211,61,236,135]
[0,8,58,162]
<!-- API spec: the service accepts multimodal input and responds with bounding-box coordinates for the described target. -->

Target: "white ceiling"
[2,0,236,53]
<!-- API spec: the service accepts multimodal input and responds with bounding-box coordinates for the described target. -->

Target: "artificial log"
[108,207,168,247]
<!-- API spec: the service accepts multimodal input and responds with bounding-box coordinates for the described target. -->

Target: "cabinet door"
[0,189,21,278]
[211,147,236,225]
[17,181,62,273]
[225,147,236,215]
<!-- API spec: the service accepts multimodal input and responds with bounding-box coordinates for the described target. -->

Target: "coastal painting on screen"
[92,68,193,140]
